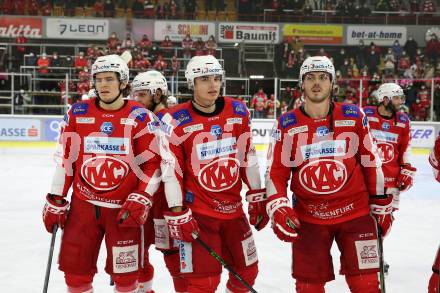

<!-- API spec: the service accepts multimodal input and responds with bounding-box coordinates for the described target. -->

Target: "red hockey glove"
[429,135,440,170]
[117,192,153,227]
[164,207,200,242]
[370,195,393,237]
[246,189,269,231]
[397,165,416,192]
[42,193,69,233]
[266,196,301,242]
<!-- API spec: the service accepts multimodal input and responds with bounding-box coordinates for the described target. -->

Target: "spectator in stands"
[132,0,145,18]
[285,49,296,78]
[355,40,367,70]
[1,0,13,14]
[153,55,168,73]
[205,35,217,56]
[41,1,52,16]
[94,0,104,16]
[13,0,25,15]
[28,0,39,15]
[14,89,31,114]
[334,48,347,69]
[77,70,90,96]
[107,32,120,51]
[426,34,440,64]
[51,52,62,70]
[144,0,155,17]
[215,0,225,15]
[184,0,196,19]
[251,87,268,118]
[168,0,179,18]
[161,35,174,58]
[204,0,212,14]
[422,0,436,13]
[15,32,27,65]
[104,0,116,17]
[375,0,390,11]
[156,2,166,18]
[38,53,50,74]
[75,52,88,72]
[398,51,411,75]
[391,40,403,60]
[133,53,151,70]
[170,55,180,76]
[303,3,313,16]
[64,1,76,16]
[317,47,329,57]
[409,0,419,13]
[60,55,73,68]
[281,85,293,105]
[121,32,135,50]
[193,37,205,56]
[266,94,280,118]
[405,36,419,62]
[335,0,349,16]
[383,48,396,76]
[367,49,380,76]
[339,58,350,77]
[182,33,193,60]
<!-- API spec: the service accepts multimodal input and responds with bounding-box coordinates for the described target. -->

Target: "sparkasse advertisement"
[46,18,109,40]
[347,25,407,46]
[218,22,280,44]
[0,118,41,141]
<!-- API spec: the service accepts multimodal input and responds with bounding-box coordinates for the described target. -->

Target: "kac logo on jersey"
[299,159,347,194]
[316,126,329,137]
[232,101,247,116]
[100,122,114,135]
[381,122,390,130]
[81,156,130,191]
[71,103,89,115]
[198,158,240,192]
[210,125,223,137]
[377,142,395,164]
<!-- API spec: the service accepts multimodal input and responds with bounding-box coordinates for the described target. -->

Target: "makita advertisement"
[218,22,280,44]
[46,18,109,40]
[0,16,42,38]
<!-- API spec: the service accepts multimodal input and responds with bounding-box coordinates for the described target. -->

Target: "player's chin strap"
[192,96,216,109]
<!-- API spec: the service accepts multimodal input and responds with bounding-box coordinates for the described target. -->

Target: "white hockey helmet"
[299,56,335,85]
[167,95,177,107]
[91,54,129,83]
[131,70,168,95]
[185,55,224,89]
[377,83,404,103]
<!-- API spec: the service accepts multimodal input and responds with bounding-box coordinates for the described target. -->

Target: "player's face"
[133,89,154,110]
[302,72,332,104]
[383,95,404,111]
[95,72,126,102]
[193,75,222,106]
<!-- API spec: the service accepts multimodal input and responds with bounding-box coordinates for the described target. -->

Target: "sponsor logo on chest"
[183,123,204,134]
[300,140,346,160]
[334,120,356,127]
[287,125,308,136]
[196,137,237,160]
[371,129,398,143]
[76,117,95,124]
[84,136,130,154]
[226,118,243,125]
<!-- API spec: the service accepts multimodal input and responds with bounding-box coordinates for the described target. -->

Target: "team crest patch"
[112,245,139,273]
[363,107,375,116]
[355,239,379,269]
[280,112,297,129]
[173,109,192,126]
[232,101,247,116]
[382,122,390,130]
[316,126,329,137]
[342,104,360,118]
[130,106,147,122]
[100,122,113,135]
[71,103,89,115]
[210,125,223,137]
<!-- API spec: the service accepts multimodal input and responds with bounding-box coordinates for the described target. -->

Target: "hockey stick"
[43,225,58,293]
[191,233,258,293]
[376,224,386,293]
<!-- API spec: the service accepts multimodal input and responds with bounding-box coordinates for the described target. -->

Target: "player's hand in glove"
[164,207,200,242]
[117,192,153,227]
[42,193,69,233]
[397,164,416,192]
[266,195,301,242]
[370,195,393,237]
[246,189,269,231]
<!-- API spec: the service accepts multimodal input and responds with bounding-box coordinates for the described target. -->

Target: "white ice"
[0,147,439,292]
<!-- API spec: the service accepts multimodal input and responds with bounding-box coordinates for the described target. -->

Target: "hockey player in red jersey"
[265,56,391,292]
[42,54,161,293]
[428,134,440,293]
[364,83,416,210]
[160,55,268,293]
[132,70,187,293]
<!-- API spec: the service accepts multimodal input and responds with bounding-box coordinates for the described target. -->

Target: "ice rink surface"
[0,147,439,292]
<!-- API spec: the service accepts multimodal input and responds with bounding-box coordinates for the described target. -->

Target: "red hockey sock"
[112,274,138,293]
[186,275,221,293]
[164,251,188,292]
[65,274,93,293]
[226,263,258,293]
[295,280,325,293]
[345,273,379,293]
[428,273,439,293]
[138,261,155,283]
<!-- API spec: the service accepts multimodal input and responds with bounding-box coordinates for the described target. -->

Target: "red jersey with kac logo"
[161,97,262,219]
[363,106,411,188]
[266,102,385,225]
[50,98,161,208]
